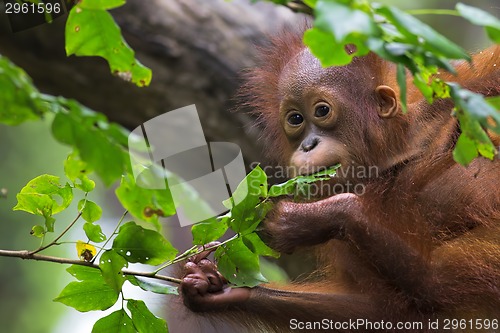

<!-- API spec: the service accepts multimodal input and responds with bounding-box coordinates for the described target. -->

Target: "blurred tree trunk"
[0,0,303,164]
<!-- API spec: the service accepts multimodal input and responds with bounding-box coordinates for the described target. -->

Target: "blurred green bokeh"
[0,115,117,333]
[0,116,73,333]
[380,0,497,50]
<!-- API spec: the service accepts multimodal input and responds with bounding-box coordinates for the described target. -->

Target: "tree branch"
[0,249,182,284]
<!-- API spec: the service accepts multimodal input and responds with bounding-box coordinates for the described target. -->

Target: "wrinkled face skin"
[278,49,353,177]
[278,49,399,182]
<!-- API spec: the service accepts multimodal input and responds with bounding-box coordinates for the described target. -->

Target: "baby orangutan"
[181,31,500,333]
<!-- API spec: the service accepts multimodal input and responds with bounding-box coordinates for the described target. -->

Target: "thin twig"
[94,210,128,259]
[0,249,181,284]
[30,211,83,255]
[153,234,239,274]
[124,269,181,284]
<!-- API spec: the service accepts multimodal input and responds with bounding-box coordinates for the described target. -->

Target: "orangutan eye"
[314,105,330,118]
[287,113,304,126]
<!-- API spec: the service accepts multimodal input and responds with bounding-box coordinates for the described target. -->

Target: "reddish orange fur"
[180,30,500,333]
[238,29,307,164]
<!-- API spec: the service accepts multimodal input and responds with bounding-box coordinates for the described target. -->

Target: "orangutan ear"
[376,85,399,118]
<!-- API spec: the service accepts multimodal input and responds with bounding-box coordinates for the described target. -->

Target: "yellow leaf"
[76,240,96,262]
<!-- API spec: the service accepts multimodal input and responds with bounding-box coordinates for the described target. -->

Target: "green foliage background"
[0,117,78,333]
[0,0,499,332]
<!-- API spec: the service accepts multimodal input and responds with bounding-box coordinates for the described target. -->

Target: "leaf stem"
[94,210,128,259]
[30,193,90,255]
[152,245,197,274]
[152,234,240,274]
[30,211,83,255]
[206,234,239,251]
[405,9,460,16]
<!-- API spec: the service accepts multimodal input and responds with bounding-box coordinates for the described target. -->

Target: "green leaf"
[268,165,339,198]
[215,237,267,287]
[223,165,268,209]
[303,0,317,7]
[115,173,176,227]
[52,103,126,186]
[64,151,96,192]
[376,5,469,61]
[457,3,500,43]
[476,140,496,159]
[127,152,226,228]
[54,265,118,312]
[423,54,457,75]
[78,175,96,192]
[191,215,229,245]
[54,280,118,312]
[413,73,434,103]
[127,300,168,333]
[112,221,177,265]
[267,178,296,197]
[106,123,132,147]
[83,222,106,243]
[51,111,75,145]
[223,166,268,234]
[243,233,279,259]
[366,39,418,73]
[45,216,56,233]
[304,0,376,67]
[67,264,102,281]
[99,250,127,292]
[78,0,125,10]
[304,28,359,67]
[14,175,73,214]
[303,165,340,179]
[92,310,135,333]
[430,78,450,99]
[314,1,379,43]
[129,276,179,295]
[65,6,152,87]
[13,175,73,231]
[0,55,44,125]
[453,134,478,165]
[396,64,408,113]
[79,199,102,223]
[449,84,500,132]
[294,165,341,199]
[458,113,496,162]
[14,191,53,218]
[449,84,498,164]
[30,225,45,238]
[255,200,274,222]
